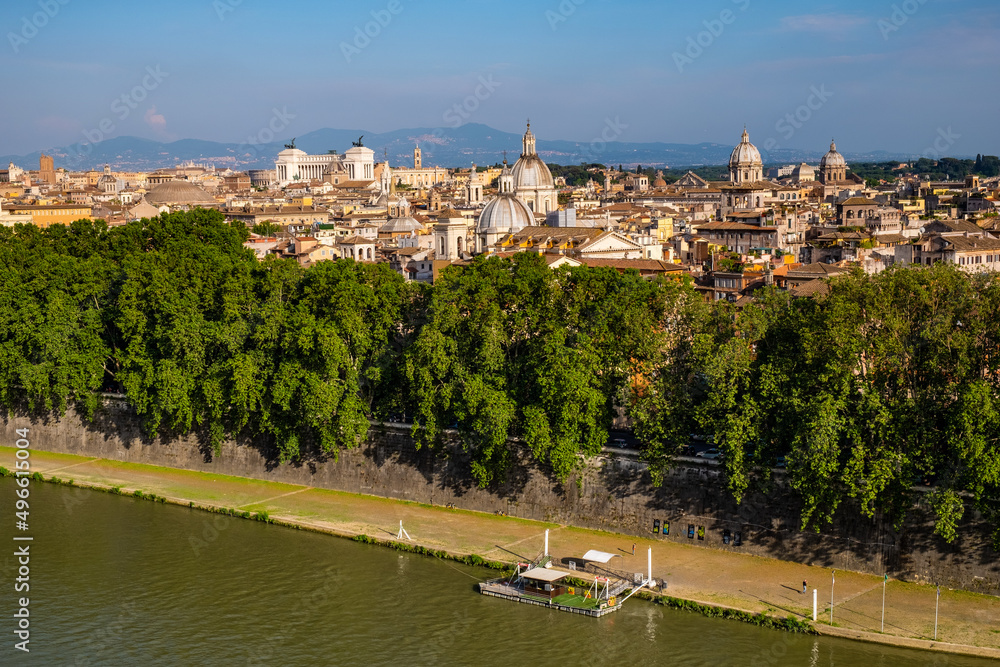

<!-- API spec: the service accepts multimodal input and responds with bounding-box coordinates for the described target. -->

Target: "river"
[1,480,992,666]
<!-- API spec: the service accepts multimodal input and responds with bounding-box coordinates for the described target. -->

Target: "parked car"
[695,448,721,460]
[611,438,628,449]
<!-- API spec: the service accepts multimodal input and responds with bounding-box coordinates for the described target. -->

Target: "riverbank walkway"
[3,447,998,659]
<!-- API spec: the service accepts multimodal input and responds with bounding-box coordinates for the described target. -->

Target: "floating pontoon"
[479,530,654,618]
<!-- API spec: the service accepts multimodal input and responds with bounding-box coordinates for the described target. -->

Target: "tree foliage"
[1,213,998,545]
[694,266,1000,546]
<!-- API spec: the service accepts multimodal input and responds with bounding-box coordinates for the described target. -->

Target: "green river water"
[0,480,994,666]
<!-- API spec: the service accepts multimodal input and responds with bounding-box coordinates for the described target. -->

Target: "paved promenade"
[4,447,998,659]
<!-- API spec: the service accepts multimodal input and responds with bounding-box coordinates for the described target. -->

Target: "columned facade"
[343,145,375,181]
[275,148,343,187]
[394,167,447,187]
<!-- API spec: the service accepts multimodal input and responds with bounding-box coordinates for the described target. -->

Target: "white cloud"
[144,106,167,134]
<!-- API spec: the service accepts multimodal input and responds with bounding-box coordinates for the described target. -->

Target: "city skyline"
[2,0,998,158]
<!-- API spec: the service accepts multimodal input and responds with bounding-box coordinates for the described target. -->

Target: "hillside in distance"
[2,123,923,172]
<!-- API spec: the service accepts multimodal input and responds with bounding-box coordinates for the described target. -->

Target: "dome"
[380,216,423,234]
[512,155,554,189]
[729,128,763,168]
[145,180,217,207]
[476,194,533,235]
[820,141,846,168]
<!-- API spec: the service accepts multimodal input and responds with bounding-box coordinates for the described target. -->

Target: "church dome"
[145,180,217,207]
[477,195,533,235]
[820,141,847,168]
[512,155,554,189]
[512,122,554,189]
[380,215,423,234]
[729,128,763,169]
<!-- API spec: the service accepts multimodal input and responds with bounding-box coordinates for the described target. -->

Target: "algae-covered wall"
[3,400,996,593]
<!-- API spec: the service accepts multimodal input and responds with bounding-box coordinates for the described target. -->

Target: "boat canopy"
[521,568,572,583]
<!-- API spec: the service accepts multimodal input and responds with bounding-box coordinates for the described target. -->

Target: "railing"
[480,581,523,598]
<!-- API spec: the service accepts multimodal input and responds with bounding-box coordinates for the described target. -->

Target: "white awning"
[521,567,572,583]
[581,550,620,564]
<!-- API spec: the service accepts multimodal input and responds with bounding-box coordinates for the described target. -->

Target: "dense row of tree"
[546,163,606,187]
[679,267,1000,545]
[1,211,997,544]
[851,156,1000,183]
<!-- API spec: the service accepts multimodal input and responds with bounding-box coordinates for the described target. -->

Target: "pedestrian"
[632,543,636,556]
[802,580,807,594]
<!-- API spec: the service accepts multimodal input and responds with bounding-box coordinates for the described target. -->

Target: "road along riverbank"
[2,447,998,660]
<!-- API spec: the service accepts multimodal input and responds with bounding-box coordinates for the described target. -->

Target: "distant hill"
[0,123,944,172]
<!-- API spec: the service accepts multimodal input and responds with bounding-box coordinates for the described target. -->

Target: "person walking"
[802,580,807,594]
[632,543,636,556]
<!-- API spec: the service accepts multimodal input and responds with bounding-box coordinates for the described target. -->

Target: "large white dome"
[146,180,217,207]
[381,215,423,234]
[512,155,554,189]
[476,194,533,235]
[729,128,763,169]
[820,141,847,168]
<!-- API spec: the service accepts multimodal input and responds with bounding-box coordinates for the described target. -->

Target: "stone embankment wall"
[4,401,997,593]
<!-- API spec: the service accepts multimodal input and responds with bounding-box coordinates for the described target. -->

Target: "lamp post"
[935,584,941,641]
[830,570,835,624]
[881,573,887,632]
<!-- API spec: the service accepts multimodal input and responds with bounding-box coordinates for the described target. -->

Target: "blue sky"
[1,0,997,157]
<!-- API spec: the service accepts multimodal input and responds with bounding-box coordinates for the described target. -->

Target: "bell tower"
[466,164,483,206]
[414,144,422,170]
[522,122,536,157]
